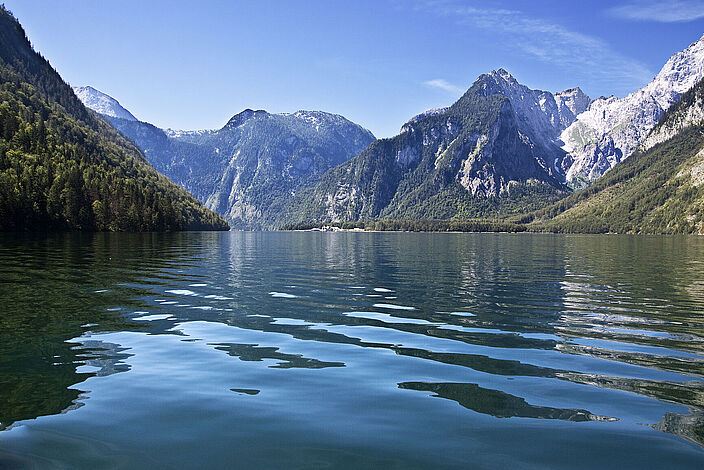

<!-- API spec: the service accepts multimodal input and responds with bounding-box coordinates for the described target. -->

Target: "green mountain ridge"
[0,7,228,231]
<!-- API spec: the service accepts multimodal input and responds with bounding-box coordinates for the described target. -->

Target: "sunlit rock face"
[297,69,585,223]
[561,35,704,188]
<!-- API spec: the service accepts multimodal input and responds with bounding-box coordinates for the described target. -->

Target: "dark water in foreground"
[0,232,703,469]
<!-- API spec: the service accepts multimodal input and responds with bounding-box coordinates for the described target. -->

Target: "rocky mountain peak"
[223,108,268,129]
[490,68,517,83]
[468,69,591,148]
[555,87,592,124]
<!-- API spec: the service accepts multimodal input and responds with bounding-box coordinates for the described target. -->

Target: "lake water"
[0,232,703,469]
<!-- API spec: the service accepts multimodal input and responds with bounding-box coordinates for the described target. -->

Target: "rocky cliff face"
[289,70,586,224]
[193,109,375,228]
[641,77,704,151]
[561,34,704,188]
[529,77,704,235]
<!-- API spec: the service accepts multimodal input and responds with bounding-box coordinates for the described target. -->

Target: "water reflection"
[1,232,703,468]
[0,233,202,429]
[398,382,617,422]
[211,342,345,369]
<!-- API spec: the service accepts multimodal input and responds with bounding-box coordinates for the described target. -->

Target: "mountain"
[524,76,704,234]
[192,110,374,229]
[72,86,137,121]
[285,69,590,225]
[561,34,704,188]
[77,91,376,229]
[0,7,228,231]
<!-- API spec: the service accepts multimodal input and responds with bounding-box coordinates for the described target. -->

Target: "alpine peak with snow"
[72,85,138,121]
[560,33,704,188]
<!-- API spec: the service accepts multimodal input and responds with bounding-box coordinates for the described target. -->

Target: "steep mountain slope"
[286,70,590,224]
[0,7,228,231]
[561,34,704,188]
[194,110,375,229]
[78,92,376,229]
[96,117,218,202]
[526,77,704,234]
[72,86,137,121]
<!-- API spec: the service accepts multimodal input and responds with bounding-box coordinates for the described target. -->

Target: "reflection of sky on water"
[1,232,703,468]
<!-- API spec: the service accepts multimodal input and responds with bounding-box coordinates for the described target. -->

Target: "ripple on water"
[344,311,439,325]
[269,292,298,299]
[133,314,174,322]
[2,232,704,468]
[165,289,198,296]
[373,303,416,311]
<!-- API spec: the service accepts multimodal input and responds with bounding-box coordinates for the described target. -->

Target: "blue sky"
[5,0,704,137]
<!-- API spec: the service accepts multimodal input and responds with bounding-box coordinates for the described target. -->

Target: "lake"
[0,232,703,469]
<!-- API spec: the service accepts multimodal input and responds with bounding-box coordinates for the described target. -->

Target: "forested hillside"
[0,7,228,231]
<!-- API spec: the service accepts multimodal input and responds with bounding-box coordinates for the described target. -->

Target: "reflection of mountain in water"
[157,233,704,448]
[2,232,704,455]
[399,382,617,422]
[0,233,204,430]
[562,372,704,448]
[76,339,132,377]
[211,343,344,369]
[655,411,704,448]
[0,339,130,431]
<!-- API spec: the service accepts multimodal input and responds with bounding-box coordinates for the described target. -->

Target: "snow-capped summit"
[561,34,704,187]
[73,86,138,121]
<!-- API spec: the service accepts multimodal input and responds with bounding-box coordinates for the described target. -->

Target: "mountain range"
[74,86,375,230]
[7,0,703,234]
[561,34,704,188]
[279,35,704,230]
[281,69,594,225]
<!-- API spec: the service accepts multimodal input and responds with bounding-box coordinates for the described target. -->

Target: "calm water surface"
[0,232,703,469]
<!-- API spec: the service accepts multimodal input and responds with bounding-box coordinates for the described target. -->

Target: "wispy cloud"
[413,0,654,91]
[608,0,704,22]
[423,78,464,94]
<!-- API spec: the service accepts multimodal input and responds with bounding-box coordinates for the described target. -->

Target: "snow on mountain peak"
[560,34,704,187]
[73,86,137,121]
[290,110,340,127]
